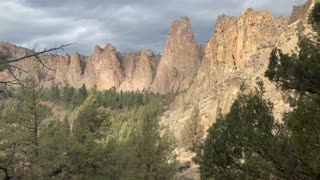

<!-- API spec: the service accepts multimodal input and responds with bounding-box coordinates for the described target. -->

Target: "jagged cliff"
[0,42,161,91]
[162,1,314,179]
[0,1,314,179]
[0,15,201,94]
[153,16,200,94]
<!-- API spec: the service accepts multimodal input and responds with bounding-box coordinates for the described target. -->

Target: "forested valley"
[0,80,177,179]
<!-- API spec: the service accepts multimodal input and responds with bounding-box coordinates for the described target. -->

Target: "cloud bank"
[0,0,307,55]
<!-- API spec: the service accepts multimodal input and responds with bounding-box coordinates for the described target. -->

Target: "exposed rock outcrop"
[119,50,156,91]
[153,17,200,94]
[55,52,86,88]
[84,44,124,90]
[289,0,313,24]
[161,1,314,177]
[0,1,315,179]
[0,42,161,92]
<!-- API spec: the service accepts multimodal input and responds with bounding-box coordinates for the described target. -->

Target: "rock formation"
[119,50,157,91]
[289,0,313,24]
[84,44,124,90]
[0,1,314,178]
[161,1,314,178]
[153,16,200,94]
[0,42,162,91]
[54,52,86,88]
[0,16,201,94]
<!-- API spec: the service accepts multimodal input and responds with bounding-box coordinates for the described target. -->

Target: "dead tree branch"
[0,44,72,66]
[0,43,72,87]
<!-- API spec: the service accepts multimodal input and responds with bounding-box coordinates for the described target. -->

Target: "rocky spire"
[153,16,200,94]
[84,43,124,90]
[289,0,313,24]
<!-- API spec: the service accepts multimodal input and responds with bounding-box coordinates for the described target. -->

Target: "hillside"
[0,0,316,179]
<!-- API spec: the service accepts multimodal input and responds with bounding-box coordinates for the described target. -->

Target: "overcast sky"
[0,0,307,55]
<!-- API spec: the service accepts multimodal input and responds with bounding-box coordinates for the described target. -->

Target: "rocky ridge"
[0,1,314,179]
[162,1,314,179]
[0,42,161,91]
[1,15,198,93]
[153,16,200,94]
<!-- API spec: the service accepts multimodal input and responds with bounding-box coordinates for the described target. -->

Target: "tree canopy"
[195,3,320,179]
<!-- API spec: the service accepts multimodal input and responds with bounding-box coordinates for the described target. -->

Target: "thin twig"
[5,65,28,73]
[34,55,53,71]
[0,44,73,65]
[0,81,20,85]
[7,68,24,88]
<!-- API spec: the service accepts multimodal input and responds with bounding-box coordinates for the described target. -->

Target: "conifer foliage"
[195,3,320,179]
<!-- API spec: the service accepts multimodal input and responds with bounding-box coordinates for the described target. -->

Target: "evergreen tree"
[195,4,320,179]
[193,86,274,179]
[181,104,204,151]
[73,91,108,143]
[19,76,50,162]
[37,119,72,179]
[264,3,320,178]
[61,85,75,107]
[129,105,178,179]
[48,84,60,102]
[0,98,21,180]
[0,75,51,179]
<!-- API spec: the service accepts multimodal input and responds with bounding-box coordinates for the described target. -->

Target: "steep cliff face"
[119,50,158,91]
[83,45,160,91]
[162,2,312,178]
[55,52,86,88]
[84,44,124,90]
[162,9,301,143]
[0,16,201,93]
[153,17,200,94]
[289,0,313,24]
[0,1,314,179]
[181,8,290,122]
[0,42,161,91]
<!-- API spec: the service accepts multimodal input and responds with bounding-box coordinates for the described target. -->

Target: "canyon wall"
[152,17,200,94]
[0,1,314,179]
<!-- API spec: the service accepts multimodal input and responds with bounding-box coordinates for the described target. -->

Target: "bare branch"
[7,68,24,88]
[34,55,54,71]
[5,65,28,73]
[11,162,30,179]
[0,164,11,180]
[0,44,73,65]
[5,143,16,168]
[0,81,20,85]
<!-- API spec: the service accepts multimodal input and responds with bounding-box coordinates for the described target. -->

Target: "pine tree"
[129,105,177,179]
[193,86,274,179]
[48,84,60,102]
[73,91,108,143]
[37,119,72,178]
[264,3,320,178]
[20,76,50,162]
[0,75,51,179]
[181,104,204,151]
[0,98,21,180]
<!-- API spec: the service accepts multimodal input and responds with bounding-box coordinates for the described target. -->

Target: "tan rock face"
[84,44,159,91]
[289,0,313,24]
[161,2,313,177]
[160,7,315,179]
[54,52,85,88]
[84,44,124,90]
[0,17,201,94]
[0,1,314,178]
[119,51,155,91]
[153,17,200,94]
[0,42,160,92]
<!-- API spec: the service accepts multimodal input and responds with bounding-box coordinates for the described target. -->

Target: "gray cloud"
[1,0,307,55]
